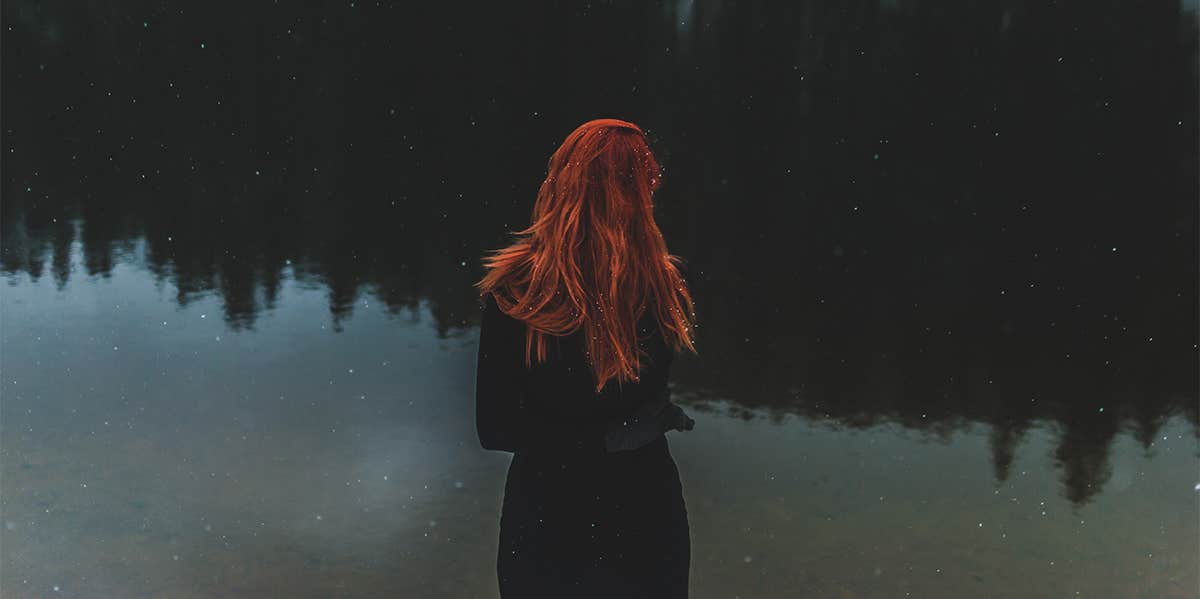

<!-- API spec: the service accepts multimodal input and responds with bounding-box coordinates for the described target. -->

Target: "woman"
[474,118,698,598]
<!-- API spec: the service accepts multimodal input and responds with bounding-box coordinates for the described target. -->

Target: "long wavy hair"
[475,118,697,392]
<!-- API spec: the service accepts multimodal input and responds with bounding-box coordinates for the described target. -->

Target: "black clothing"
[474,292,691,598]
[605,386,694,453]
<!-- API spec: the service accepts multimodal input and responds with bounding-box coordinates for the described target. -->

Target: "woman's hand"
[660,402,695,432]
[604,388,694,453]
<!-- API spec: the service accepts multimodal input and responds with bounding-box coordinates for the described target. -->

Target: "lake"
[2,1,1197,597]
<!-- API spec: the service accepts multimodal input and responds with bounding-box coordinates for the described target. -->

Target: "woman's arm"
[474,293,530,452]
[604,385,694,452]
[474,292,612,455]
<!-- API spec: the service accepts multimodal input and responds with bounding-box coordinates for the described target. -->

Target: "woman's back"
[475,291,677,458]
[476,292,690,599]
[473,117,694,598]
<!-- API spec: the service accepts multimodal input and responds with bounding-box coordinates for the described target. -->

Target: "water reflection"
[2,0,1197,596]
[2,245,1196,597]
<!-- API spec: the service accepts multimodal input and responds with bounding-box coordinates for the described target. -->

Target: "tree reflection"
[2,0,1195,506]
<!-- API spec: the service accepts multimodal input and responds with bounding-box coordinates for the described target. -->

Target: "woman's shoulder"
[479,292,523,330]
[480,290,513,312]
[480,290,497,310]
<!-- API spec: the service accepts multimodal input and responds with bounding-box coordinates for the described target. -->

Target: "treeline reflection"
[3,0,1196,506]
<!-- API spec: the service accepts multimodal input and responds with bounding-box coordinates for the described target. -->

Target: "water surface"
[2,1,1197,597]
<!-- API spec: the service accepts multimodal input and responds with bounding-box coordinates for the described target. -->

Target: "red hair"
[476,118,697,392]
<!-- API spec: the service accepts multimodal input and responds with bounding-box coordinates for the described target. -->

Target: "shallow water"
[3,1,1198,597]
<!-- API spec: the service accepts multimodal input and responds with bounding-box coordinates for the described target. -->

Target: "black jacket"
[474,287,693,455]
[473,269,695,598]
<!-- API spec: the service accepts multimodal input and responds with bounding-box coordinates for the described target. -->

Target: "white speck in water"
[743,556,753,563]
[315,515,322,521]
[454,481,464,489]
[1194,482,1200,492]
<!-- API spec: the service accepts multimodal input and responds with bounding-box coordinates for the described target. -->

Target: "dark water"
[3,1,1197,597]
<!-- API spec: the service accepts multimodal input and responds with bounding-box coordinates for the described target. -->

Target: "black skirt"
[497,436,690,598]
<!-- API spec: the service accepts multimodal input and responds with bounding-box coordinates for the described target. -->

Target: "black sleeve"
[474,292,611,455]
[604,386,669,453]
[474,293,531,452]
[602,305,689,452]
